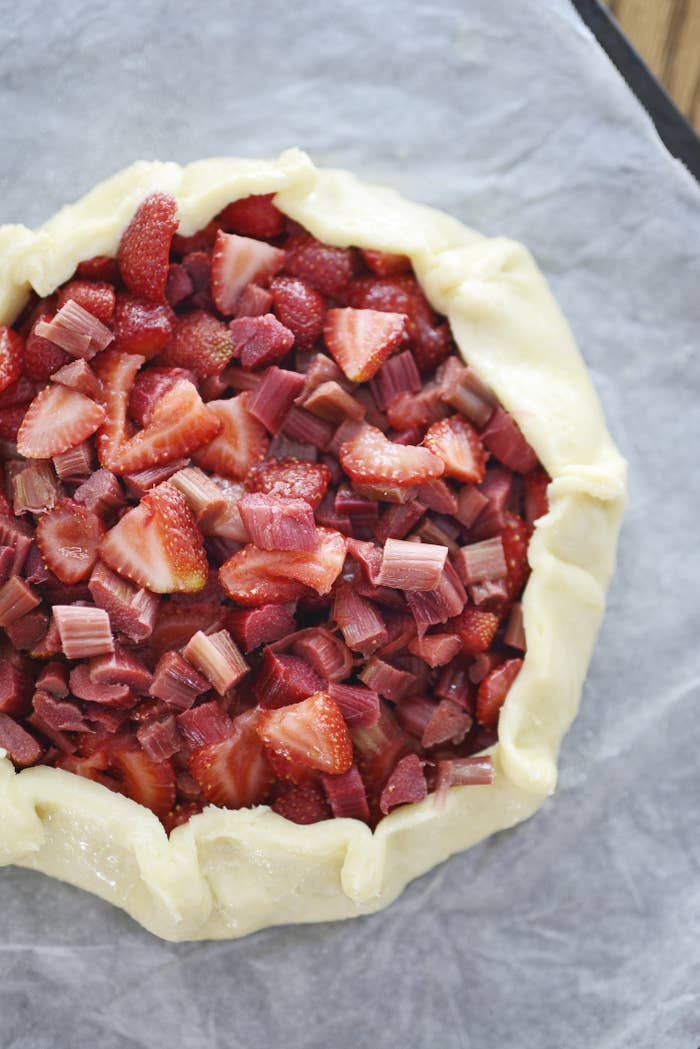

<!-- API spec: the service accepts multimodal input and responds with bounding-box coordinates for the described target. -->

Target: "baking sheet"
[1,0,699,1046]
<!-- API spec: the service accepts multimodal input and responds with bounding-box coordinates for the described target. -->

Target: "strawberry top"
[0,191,546,832]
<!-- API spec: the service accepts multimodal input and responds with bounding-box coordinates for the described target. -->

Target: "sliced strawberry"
[449,607,500,656]
[117,191,178,302]
[216,193,285,238]
[128,366,197,427]
[16,384,105,459]
[36,498,104,584]
[210,231,285,315]
[257,692,353,775]
[269,276,325,350]
[339,425,444,488]
[110,746,176,818]
[271,782,330,824]
[93,350,145,461]
[189,708,274,809]
[350,702,411,818]
[475,657,523,730]
[501,512,532,603]
[23,315,69,381]
[56,281,116,324]
[76,255,121,284]
[220,527,345,600]
[360,249,412,277]
[161,310,235,378]
[171,221,219,257]
[229,314,295,370]
[284,233,357,298]
[219,544,311,607]
[100,481,208,593]
[423,415,486,483]
[524,468,550,524]
[0,326,24,394]
[191,393,268,480]
[244,456,331,508]
[112,294,176,357]
[163,801,203,833]
[50,359,101,399]
[323,308,405,383]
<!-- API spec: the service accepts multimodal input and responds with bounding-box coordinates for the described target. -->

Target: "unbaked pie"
[0,151,626,940]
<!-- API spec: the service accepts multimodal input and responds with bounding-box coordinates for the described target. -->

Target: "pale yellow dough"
[0,150,626,940]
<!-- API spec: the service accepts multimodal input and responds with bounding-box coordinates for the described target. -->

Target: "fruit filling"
[0,191,550,831]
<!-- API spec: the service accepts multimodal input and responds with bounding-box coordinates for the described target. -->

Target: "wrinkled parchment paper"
[1,1,699,1046]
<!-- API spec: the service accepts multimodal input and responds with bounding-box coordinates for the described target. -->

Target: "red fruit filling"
[0,191,549,831]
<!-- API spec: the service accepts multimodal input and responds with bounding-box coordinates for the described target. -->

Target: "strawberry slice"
[110,746,176,818]
[218,544,312,606]
[16,384,105,459]
[93,350,145,462]
[191,393,268,480]
[36,499,105,584]
[219,527,346,601]
[323,308,406,382]
[161,310,236,377]
[475,657,523,730]
[284,234,357,297]
[270,276,325,350]
[524,468,550,524]
[112,294,176,357]
[271,782,330,825]
[217,193,285,238]
[76,255,121,284]
[257,692,353,775]
[360,249,411,277]
[244,456,331,508]
[423,415,486,483]
[117,191,178,302]
[56,281,116,324]
[0,326,24,394]
[501,512,532,603]
[210,231,285,315]
[449,607,500,656]
[189,708,275,809]
[128,366,197,427]
[99,482,208,593]
[23,316,69,381]
[339,425,444,488]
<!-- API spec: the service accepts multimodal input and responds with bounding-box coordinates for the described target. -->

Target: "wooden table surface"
[604,0,700,131]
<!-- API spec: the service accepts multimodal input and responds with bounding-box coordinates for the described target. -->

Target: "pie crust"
[0,150,626,940]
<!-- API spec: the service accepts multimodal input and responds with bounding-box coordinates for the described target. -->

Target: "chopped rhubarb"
[504,602,526,652]
[408,632,462,668]
[524,467,550,524]
[254,649,325,709]
[414,517,461,557]
[53,441,94,481]
[182,629,249,695]
[281,405,334,450]
[302,381,366,424]
[4,609,49,651]
[0,546,13,585]
[438,356,495,427]
[12,461,59,515]
[53,605,114,659]
[476,657,523,730]
[35,661,69,698]
[480,405,538,474]
[35,300,114,360]
[376,538,447,592]
[0,663,33,716]
[359,656,417,702]
[235,283,273,319]
[326,682,380,728]
[370,350,421,410]
[373,499,427,544]
[289,628,353,682]
[406,562,467,635]
[226,604,296,653]
[321,765,370,822]
[421,699,472,749]
[136,716,181,762]
[176,701,233,749]
[332,583,387,656]
[416,479,459,516]
[0,515,33,575]
[73,469,124,520]
[32,691,88,733]
[238,492,318,552]
[88,561,158,641]
[435,756,495,804]
[379,754,427,814]
[0,576,40,627]
[149,651,210,710]
[51,358,102,399]
[168,466,227,522]
[247,366,305,433]
[455,536,508,586]
[88,645,153,693]
[455,484,490,528]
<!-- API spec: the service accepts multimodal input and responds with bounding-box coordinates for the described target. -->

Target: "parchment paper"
[1,1,699,1046]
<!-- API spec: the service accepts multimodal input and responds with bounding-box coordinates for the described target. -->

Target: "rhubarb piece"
[218,193,285,238]
[35,301,113,360]
[0,576,40,627]
[24,314,69,381]
[376,538,447,591]
[324,307,406,383]
[149,651,210,710]
[53,605,113,659]
[4,609,49,651]
[469,577,510,610]
[17,384,106,460]
[191,394,268,480]
[280,405,334,450]
[334,487,379,528]
[0,712,43,767]
[326,682,380,729]
[332,583,387,656]
[36,661,69,698]
[405,561,467,636]
[421,699,472,749]
[0,546,12,585]
[370,350,421,410]
[238,492,318,552]
[469,651,505,686]
[373,499,427,544]
[379,753,427,814]
[247,366,305,433]
[435,756,495,803]
[524,467,550,524]
[255,649,325,709]
[32,691,87,733]
[269,276,325,350]
[438,356,495,427]
[232,283,272,320]
[88,645,153,693]
[189,709,274,809]
[360,249,411,276]
[88,561,158,641]
[415,479,458,516]
[271,782,331,824]
[51,358,102,399]
[455,484,490,528]
[423,415,486,483]
[36,499,104,584]
[110,747,176,819]
[476,657,523,730]
[386,383,448,431]
[257,692,353,775]
[340,425,444,488]
[165,264,194,307]
[414,517,460,557]
[53,441,94,481]
[11,461,59,515]
[351,703,410,815]
[100,482,208,594]
[455,536,508,587]
[408,632,462,668]
[211,231,285,314]
[359,656,416,702]
[322,764,372,822]
[176,701,233,749]
[226,604,296,653]
[117,192,178,302]
[504,602,526,652]
[303,382,366,424]
[0,663,33,716]
[182,629,249,695]
[469,468,514,540]
[136,716,182,763]
[122,458,191,498]
[73,469,124,520]
[481,405,538,473]
[199,477,249,543]
[289,627,353,682]
[168,466,227,524]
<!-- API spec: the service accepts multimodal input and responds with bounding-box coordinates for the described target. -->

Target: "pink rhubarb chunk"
[53,605,114,659]
[182,629,249,695]
[238,492,319,552]
[35,300,114,360]
[379,753,427,814]
[376,538,447,592]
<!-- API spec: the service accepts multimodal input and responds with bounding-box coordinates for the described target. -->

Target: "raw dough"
[0,150,626,940]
